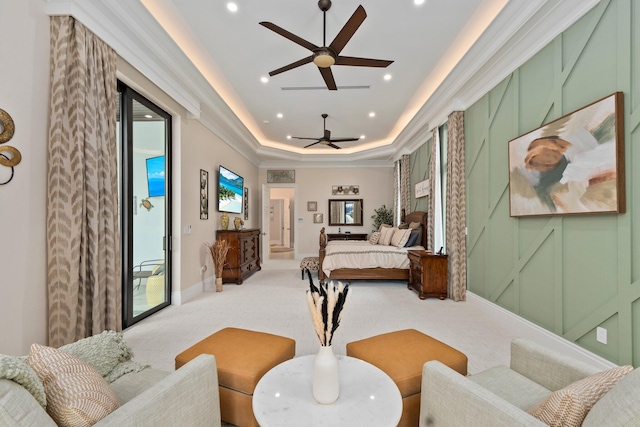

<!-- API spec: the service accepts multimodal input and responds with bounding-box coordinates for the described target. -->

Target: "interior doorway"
[262,185,296,261]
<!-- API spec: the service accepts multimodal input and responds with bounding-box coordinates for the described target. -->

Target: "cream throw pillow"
[369,231,381,245]
[391,228,412,247]
[28,343,120,427]
[527,365,633,427]
[378,226,395,245]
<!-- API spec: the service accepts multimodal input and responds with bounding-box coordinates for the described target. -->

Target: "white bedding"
[322,240,424,277]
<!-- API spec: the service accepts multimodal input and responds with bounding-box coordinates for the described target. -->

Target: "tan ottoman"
[346,329,467,427]
[175,327,295,427]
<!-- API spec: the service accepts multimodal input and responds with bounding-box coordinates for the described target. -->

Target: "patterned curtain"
[47,16,121,347]
[446,111,467,301]
[393,159,400,225]
[400,154,411,220]
[427,128,438,251]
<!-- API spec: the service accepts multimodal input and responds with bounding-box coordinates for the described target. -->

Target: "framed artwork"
[307,201,318,211]
[244,187,249,220]
[267,169,295,183]
[313,213,323,224]
[414,179,430,198]
[508,92,625,217]
[200,169,209,220]
[332,185,359,195]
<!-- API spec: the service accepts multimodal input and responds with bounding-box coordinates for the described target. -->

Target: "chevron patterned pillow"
[27,343,120,427]
[527,364,633,427]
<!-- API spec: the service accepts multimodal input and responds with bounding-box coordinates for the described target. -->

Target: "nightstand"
[407,250,448,300]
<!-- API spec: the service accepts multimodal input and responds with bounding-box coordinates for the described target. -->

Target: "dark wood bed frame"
[318,210,428,284]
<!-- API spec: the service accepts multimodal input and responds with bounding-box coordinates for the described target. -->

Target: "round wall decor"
[0,109,15,144]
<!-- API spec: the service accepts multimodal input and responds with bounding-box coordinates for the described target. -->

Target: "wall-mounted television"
[146,155,165,197]
[218,165,244,214]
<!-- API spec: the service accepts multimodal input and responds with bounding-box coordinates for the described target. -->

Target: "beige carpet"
[124,263,519,427]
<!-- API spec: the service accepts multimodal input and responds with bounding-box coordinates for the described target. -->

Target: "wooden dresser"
[326,233,368,241]
[407,250,447,300]
[216,228,261,284]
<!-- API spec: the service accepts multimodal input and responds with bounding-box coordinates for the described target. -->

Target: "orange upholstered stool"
[175,327,295,427]
[346,329,467,427]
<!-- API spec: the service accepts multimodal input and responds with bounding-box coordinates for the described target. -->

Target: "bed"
[318,211,428,284]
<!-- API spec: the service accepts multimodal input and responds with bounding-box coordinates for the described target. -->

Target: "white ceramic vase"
[312,345,339,404]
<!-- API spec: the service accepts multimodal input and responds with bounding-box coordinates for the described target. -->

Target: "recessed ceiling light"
[276,113,283,119]
[360,135,366,139]
[144,114,152,119]
[227,2,238,12]
[414,0,426,5]
[286,135,292,139]
[369,112,376,118]
[260,76,269,83]
[383,74,392,81]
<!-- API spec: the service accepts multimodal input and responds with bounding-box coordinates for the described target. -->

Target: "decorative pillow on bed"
[369,231,381,245]
[378,226,395,245]
[408,221,421,229]
[404,229,421,247]
[391,228,412,247]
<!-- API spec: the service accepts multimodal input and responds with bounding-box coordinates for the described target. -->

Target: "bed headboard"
[403,210,428,249]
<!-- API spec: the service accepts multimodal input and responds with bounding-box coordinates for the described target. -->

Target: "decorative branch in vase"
[205,239,230,292]
[305,269,350,404]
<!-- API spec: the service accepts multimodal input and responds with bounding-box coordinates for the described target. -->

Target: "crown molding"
[45,0,263,165]
[393,0,600,152]
[46,0,601,165]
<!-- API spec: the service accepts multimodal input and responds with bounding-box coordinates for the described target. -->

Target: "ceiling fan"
[259,0,393,90]
[293,114,360,149]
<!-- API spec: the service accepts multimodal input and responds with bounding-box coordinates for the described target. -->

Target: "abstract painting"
[508,92,624,217]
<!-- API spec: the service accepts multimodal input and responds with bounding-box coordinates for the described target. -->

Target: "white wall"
[260,167,394,257]
[0,0,50,355]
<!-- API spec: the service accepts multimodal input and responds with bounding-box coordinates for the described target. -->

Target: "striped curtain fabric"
[446,111,467,301]
[400,154,411,219]
[47,16,121,346]
[393,159,400,225]
[427,128,438,251]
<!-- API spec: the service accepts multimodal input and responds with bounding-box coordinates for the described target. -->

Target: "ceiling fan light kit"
[259,1,393,91]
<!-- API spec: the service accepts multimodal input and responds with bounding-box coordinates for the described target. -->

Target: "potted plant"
[371,204,394,232]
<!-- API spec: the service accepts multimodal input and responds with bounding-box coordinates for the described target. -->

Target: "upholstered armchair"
[419,338,640,426]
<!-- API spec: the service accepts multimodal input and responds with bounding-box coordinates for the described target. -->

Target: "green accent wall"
[464,0,640,365]
[410,138,431,213]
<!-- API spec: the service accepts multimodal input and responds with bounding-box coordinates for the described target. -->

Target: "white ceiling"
[45,0,600,166]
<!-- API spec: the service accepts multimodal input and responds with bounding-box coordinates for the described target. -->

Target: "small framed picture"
[307,201,317,211]
[200,169,208,220]
[313,213,323,224]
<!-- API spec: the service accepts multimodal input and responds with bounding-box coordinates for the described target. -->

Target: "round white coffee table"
[252,354,402,427]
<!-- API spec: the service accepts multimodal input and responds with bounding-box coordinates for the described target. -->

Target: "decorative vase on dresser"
[220,212,229,230]
[215,228,261,284]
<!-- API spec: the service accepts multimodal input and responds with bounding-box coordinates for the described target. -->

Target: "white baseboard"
[467,291,616,370]
[171,275,216,305]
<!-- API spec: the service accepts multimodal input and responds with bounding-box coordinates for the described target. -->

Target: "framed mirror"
[328,199,363,226]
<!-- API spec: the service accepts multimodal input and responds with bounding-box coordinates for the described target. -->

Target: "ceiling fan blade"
[328,143,342,149]
[304,141,321,148]
[328,5,366,55]
[329,137,360,142]
[335,56,394,67]
[269,56,314,76]
[259,22,318,51]
[319,67,337,90]
[291,136,321,141]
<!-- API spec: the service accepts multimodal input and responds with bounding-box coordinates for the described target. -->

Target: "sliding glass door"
[118,82,172,328]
